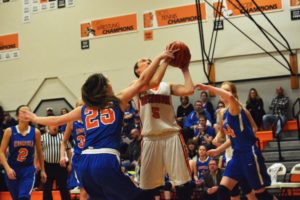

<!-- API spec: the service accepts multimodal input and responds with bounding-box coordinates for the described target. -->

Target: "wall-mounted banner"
[290,0,300,20]
[143,3,207,30]
[224,0,282,16]
[80,13,138,40]
[290,0,300,7]
[0,33,20,62]
[213,0,283,18]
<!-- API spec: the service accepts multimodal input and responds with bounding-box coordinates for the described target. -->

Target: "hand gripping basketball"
[166,41,191,69]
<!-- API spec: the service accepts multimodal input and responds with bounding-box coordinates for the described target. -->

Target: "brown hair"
[81,73,120,110]
[221,81,238,99]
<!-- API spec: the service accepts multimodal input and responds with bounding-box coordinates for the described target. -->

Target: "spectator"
[263,86,289,134]
[203,159,224,200]
[246,88,265,129]
[41,125,71,200]
[121,128,142,171]
[122,101,136,137]
[37,124,46,135]
[2,112,17,130]
[187,139,197,160]
[176,96,194,128]
[46,107,54,116]
[200,91,215,123]
[59,108,69,133]
[213,101,226,136]
[193,114,215,150]
[184,100,213,142]
[192,145,211,186]
[214,100,225,125]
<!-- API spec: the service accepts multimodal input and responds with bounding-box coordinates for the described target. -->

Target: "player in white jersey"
[133,56,194,200]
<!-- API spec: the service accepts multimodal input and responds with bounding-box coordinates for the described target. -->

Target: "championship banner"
[80,13,137,39]
[290,0,300,7]
[224,0,283,17]
[143,3,206,30]
[290,0,300,20]
[0,33,20,62]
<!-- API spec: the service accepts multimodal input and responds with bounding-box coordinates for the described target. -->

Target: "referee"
[41,125,71,200]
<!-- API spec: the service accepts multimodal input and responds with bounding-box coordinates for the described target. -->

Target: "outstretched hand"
[207,149,219,158]
[194,83,208,91]
[19,109,36,123]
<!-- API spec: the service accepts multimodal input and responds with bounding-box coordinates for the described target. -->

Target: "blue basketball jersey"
[196,156,211,180]
[223,108,256,153]
[8,125,35,167]
[71,121,85,155]
[81,103,123,151]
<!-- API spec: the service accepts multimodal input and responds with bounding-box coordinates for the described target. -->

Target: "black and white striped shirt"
[41,132,70,164]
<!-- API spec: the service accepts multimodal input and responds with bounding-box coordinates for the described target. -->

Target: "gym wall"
[0,0,299,114]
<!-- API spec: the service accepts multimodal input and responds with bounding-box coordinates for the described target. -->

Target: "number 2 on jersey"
[85,108,116,130]
[17,148,28,162]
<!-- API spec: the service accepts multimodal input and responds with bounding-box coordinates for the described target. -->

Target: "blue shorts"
[223,146,271,190]
[68,154,82,189]
[78,153,142,200]
[5,165,35,200]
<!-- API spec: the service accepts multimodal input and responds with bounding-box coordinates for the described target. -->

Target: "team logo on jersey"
[14,141,34,148]
[140,94,171,106]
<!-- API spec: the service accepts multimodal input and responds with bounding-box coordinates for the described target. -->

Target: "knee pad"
[239,179,252,195]
[217,185,230,200]
[230,184,240,197]
[255,190,273,200]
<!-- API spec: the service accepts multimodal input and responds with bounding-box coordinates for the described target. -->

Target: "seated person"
[184,100,212,142]
[191,145,211,187]
[263,86,289,134]
[193,114,215,150]
[176,96,194,128]
[203,159,224,200]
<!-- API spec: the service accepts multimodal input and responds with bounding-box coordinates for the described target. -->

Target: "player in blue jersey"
[195,82,276,200]
[0,105,47,200]
[60,99,88,200]
[20,48,176,200]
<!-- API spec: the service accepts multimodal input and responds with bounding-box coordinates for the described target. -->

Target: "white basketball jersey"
[135,82,180,137]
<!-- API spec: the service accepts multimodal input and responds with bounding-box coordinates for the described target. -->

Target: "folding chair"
[267,163,287,183]
[287,163,300,197]
[266,163,287,199]
[266,163,300,200]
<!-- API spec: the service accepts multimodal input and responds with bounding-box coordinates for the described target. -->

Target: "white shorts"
[140,132,191,189]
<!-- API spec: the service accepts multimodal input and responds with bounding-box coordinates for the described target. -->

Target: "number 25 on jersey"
[85,108,116,130]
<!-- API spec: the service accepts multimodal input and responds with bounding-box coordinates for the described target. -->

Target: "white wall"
[0,0,299,112]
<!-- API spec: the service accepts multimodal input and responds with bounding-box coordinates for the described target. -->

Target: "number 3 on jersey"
[77,135,85,149]
[85,108,116,130]
[17,148,28,162]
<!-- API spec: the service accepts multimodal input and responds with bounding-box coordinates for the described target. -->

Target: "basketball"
[167,41,191,68]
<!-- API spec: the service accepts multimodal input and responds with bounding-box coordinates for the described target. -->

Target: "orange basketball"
[167,41,191,68]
